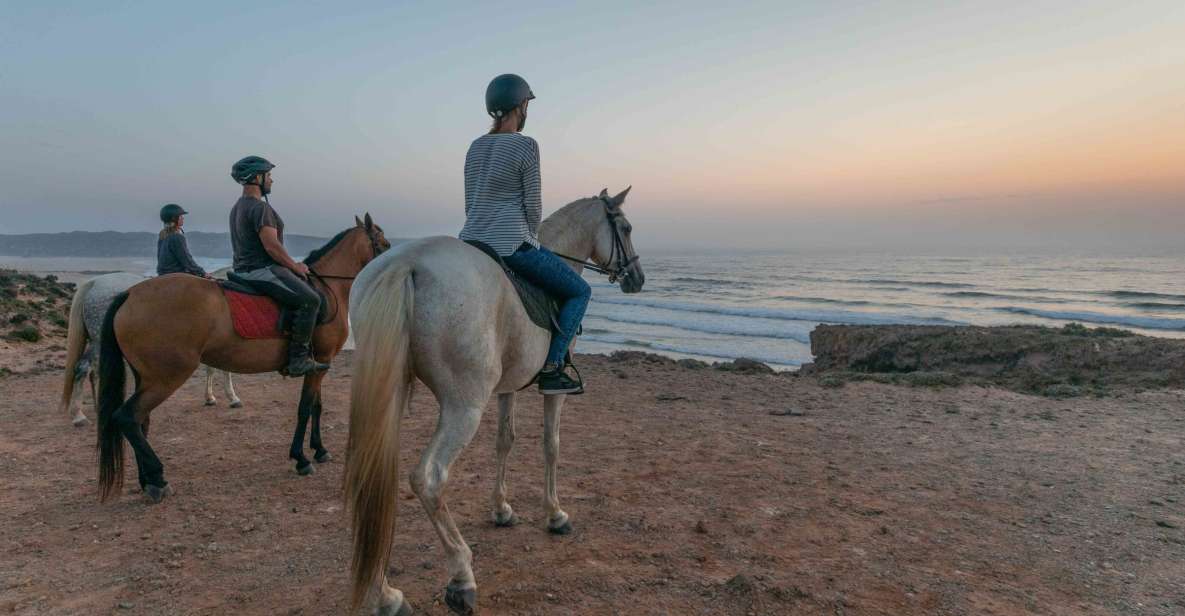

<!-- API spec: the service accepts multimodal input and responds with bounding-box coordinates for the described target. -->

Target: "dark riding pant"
[237,265,321,312]
[503,244,591,368]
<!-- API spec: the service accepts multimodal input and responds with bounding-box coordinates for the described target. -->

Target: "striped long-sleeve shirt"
[459,133,542,256]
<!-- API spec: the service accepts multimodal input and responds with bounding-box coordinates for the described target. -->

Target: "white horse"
[344,188,644,615]
[59,272,241,427]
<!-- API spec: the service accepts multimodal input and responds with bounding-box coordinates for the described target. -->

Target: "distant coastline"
[0,230,329,259]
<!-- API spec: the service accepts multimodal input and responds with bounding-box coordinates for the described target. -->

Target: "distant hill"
[0,231,330,259]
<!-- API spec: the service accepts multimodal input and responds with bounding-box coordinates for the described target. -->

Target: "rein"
[304,229,384,323]
[551,197,639,283]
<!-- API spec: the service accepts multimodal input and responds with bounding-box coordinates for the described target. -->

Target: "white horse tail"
[344,262,415,611]
[58,277,95,420]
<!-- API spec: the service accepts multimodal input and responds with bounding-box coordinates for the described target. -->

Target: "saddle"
[464,240,561,333]
[219,273,330,340]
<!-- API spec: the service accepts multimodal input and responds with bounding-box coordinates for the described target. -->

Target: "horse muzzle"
[618,261,645,293]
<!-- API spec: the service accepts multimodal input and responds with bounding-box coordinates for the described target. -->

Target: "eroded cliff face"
[807,323,1185,394]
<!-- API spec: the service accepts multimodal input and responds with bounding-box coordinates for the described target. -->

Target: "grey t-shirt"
[229,197,284,272]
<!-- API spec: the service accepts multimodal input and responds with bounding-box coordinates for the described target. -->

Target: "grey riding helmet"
[485,74,535,119]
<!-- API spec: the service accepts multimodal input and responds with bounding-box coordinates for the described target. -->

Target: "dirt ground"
[1,351,1183,615]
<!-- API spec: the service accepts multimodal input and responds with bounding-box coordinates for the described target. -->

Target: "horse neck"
[308,234,366,320]
[540,202,599,264]
[311,233,366,278]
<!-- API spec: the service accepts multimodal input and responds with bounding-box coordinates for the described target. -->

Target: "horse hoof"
[144,484,171,504]
[296,463,314,476]
[443,583,476,616]
[545,518,573,533]
[72,416,89,427]
[315,451,332,464]
[229,400,243,409]
[204,399,216,407]
[493,509,517,527]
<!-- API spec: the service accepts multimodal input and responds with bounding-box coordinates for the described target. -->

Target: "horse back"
[361,237,548,390]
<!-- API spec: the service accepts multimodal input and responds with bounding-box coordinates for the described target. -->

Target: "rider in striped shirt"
[459,74,590,395]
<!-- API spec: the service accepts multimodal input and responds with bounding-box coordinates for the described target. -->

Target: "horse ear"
[599,188,609,199]
[612,185,632,207]
[363,212,374,230]
[355,215,364,227]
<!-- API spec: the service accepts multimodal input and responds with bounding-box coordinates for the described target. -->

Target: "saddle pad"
[463,240,558,332]
[220,273,331,325]
[223,289,284,339]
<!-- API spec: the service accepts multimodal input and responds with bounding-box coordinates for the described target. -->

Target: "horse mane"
[304,228,355,266]
[539,196,603,248]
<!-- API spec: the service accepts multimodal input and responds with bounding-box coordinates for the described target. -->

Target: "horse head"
[307,213,390,276]
[591,187,645,293]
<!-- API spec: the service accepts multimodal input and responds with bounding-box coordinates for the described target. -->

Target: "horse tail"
[343,263,415,610]
[97,291,131,502]
[58,277,95,420]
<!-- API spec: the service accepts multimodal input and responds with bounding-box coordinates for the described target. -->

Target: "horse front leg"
[309,374,330,463]
[543,393,572,534]
[289,372,324,475]
[491,392,517,526]
[222,371,243,408]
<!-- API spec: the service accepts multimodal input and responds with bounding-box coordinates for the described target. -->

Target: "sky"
[1,1,1182,253]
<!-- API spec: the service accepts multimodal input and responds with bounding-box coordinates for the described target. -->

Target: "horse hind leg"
[114,376,187,503]
[69,361,92,427]
[371,582,413,616]
[491,392,517,527]
[410,399,484,615]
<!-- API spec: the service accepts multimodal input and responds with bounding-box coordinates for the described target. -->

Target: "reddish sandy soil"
[1,351,1183,615]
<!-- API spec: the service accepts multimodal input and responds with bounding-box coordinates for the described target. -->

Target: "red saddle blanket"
[223,289,285,339]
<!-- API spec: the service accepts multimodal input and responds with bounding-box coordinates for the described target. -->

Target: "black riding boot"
[284,305,330,377]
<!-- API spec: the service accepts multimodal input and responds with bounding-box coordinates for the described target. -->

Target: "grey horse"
[59,272,240,427]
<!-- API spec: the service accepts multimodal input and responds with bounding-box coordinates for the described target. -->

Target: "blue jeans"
[504,245,591,368]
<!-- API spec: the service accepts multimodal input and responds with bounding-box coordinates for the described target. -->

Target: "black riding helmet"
[485,74,535,119]
[231,155,276,185]
[159,203,188,223]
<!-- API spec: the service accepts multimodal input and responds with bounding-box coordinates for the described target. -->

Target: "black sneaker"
[537,369,584,395]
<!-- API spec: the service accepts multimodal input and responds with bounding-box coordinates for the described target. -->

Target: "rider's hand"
[292,262,310,278]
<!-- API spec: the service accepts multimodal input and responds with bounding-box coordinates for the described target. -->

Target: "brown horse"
[96,214,390,503]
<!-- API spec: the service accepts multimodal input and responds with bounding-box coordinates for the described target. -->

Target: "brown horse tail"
[58,277,95,420]
[97,290,131,502]
[343,263,415,610]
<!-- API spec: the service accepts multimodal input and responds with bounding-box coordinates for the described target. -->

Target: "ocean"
[578,252,1185,370]
[8,252,1183,370]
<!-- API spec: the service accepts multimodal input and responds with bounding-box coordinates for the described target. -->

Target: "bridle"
[552,196,639,284]
[306,227,387,323]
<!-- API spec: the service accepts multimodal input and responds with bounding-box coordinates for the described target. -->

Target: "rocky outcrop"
[808,323,1185,394]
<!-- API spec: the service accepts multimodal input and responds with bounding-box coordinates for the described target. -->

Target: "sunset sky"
[2,1,1182,252]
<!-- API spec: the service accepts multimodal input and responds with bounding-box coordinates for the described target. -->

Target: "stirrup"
[282,356,330,377]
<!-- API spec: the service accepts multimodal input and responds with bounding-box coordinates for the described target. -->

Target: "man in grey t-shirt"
[228,156,328,377]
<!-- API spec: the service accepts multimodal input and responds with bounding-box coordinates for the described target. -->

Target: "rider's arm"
[522,138,542,234]
[169,234,207,277]
[258,226,306,275]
